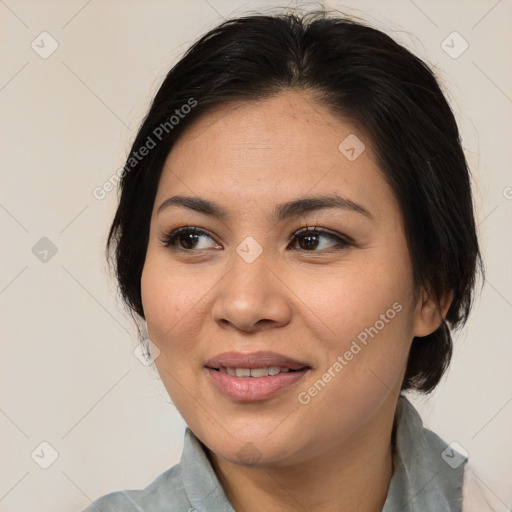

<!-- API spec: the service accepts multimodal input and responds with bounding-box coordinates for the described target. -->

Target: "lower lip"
[206,368,310,402]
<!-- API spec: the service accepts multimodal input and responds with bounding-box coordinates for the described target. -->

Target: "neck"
[208,403,396,512]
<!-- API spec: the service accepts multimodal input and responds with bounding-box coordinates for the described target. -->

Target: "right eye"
[159,226,221,251]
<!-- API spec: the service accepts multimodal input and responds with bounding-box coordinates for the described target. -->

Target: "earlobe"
[413,289,453,338]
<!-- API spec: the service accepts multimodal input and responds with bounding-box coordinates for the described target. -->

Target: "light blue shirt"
[82,395,466,511]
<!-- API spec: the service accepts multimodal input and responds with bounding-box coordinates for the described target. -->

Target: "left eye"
[290,227,351,251]
[160,225,351,252]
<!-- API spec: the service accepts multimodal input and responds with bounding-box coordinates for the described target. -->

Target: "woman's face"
[141,90,434,467]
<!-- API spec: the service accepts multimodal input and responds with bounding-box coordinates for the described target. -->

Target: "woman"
[83,8,500,511]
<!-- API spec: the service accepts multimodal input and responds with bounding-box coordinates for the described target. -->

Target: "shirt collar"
[382,395,466,511]
[181,428,235,512]
[180,395,466,511]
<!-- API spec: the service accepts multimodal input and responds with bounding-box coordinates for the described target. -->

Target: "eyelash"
[159,224,353,253]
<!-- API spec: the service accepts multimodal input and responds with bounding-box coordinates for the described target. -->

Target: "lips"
[205,351,311,401]
[205,351,309,371]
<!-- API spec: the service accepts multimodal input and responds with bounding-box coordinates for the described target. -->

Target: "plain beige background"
[1,1,511,510]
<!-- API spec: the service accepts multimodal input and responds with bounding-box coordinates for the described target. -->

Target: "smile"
[204,351,311,401]
[215,366,299,377]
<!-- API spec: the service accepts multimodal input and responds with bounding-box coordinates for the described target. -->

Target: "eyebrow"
[157,194,374,221]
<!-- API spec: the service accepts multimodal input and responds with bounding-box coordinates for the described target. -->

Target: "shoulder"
[462,465,508,512]
[81,463,192,512]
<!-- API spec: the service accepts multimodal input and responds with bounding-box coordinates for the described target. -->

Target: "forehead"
[169,90,368,163]
[155,90,395,220]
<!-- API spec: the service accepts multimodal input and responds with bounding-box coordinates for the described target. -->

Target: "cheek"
[291,247,416,395]
[141,258,208,414]
[142,253,205,334]
[290,251,414,347]
[141,254,220,391]
[295,291,414,447]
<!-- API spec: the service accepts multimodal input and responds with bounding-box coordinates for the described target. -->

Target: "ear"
[413,288,453,337]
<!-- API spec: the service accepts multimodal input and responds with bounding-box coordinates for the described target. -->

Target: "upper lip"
[205,351,310,370]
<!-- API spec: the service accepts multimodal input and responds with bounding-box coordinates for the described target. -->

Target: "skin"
[141,89,450,512]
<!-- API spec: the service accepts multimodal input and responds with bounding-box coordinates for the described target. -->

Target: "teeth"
[250,367,268,377]
[221,367,295,377]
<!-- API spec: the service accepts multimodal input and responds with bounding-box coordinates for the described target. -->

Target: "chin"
[214,438,302,468]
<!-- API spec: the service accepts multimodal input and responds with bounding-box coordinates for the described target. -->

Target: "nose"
[211,247,292,334]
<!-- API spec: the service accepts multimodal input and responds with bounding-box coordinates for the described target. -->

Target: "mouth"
[204,351,311,401]
[208,366,307,377]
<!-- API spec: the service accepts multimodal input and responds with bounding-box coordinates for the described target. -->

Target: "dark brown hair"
[106,8,483,393]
